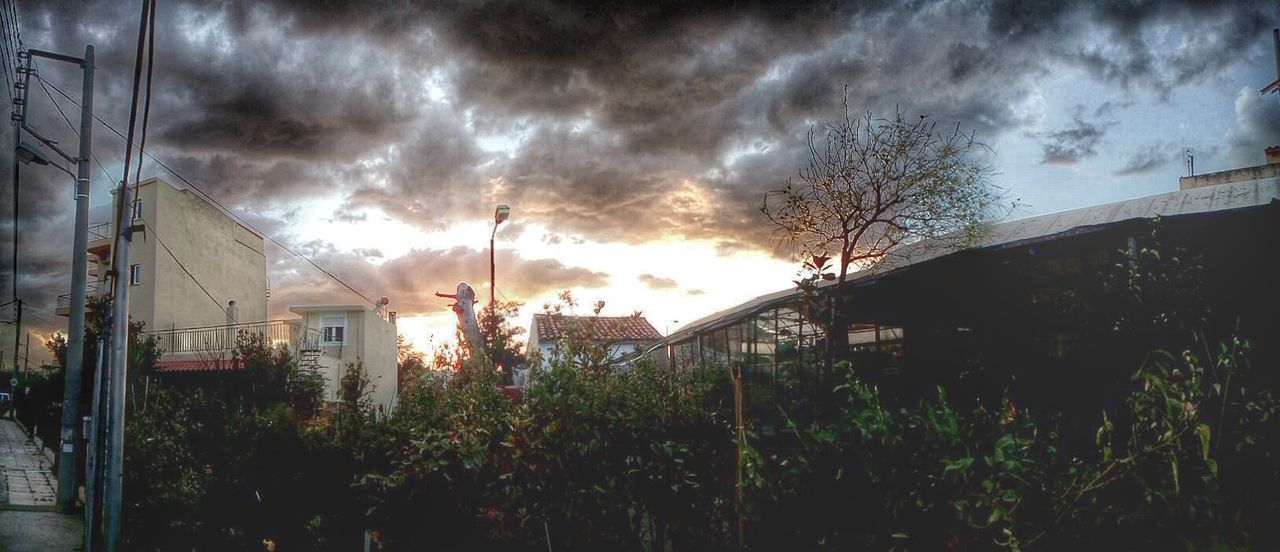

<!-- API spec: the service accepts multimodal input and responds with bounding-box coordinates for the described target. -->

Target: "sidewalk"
[0,419,82,551]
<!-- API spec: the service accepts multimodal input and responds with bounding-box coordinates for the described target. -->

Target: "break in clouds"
[4,0,1279,330]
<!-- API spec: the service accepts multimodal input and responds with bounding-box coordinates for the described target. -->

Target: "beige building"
[289,305,399,412]
[58,177,268,331]
[60,177,400,413]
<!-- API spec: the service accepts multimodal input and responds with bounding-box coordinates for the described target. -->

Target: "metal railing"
[144,320,323,355]
[56,280,103,312]
[88,221,111,241]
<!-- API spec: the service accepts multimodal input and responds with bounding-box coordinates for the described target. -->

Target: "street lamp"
[15,46,96,519]
[16,141,76,178]
[490,204,510,310]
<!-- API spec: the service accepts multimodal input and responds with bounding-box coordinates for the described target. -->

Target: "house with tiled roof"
[527,313,664,369]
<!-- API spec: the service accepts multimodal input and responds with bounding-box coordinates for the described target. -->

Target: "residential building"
[61,177,400,413]
[289,305,399,412]
[528,313,664,369]
[57,176,268,330]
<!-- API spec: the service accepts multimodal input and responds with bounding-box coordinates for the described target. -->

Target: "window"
[129,264,142,286]
[132,199,143,221]
[321,314,346,343]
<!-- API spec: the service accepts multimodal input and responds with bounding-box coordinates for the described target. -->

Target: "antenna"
[1184,147,1194,176]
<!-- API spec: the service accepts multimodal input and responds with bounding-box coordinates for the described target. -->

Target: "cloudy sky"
[3,0,1280,360]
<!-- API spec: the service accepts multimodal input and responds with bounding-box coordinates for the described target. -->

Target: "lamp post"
[490,204,510,310]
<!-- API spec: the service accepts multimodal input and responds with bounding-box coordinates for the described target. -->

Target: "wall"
[357,309,398,413]
[151,179,268,330]
[294,307,398,413]
[1179,163,1280,190]
[533,340,640,369]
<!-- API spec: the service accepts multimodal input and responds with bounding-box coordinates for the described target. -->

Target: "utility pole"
[84,323,107,552]
[23,331,29,370]
[25,44,97,514]
[11,300,20,420]
[11,51,30,424]
[102,180,133,552]
[1262,28,1280,103]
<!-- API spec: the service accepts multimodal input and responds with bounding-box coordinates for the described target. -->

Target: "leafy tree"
[477,299,526,383]
[761,97,1003,378]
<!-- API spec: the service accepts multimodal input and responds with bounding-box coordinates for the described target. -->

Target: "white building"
[289,305,399,412]
[527,313,664,369]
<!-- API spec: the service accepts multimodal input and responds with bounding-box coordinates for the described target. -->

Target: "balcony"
[144,320,323,355]
[54,279,103,316]
[87,221,112,258]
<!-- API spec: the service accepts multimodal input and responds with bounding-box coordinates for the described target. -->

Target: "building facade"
[290,305,399,412]
[64,177,400,413]
[59,177,268,331]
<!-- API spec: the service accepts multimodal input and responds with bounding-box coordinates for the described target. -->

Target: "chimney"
[227,300,239,325]
[1267,146,1280,165]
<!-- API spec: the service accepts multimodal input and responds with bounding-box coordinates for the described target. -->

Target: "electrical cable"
[143,215,229,318]
[109,0,152,277]
[34,74,115,183]
[39,76,378,306]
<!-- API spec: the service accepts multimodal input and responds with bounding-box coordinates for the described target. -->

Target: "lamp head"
[15,141,52,167]
[494,204,511,224]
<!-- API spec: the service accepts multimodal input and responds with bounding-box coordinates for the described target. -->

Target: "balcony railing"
[144,320,323,355]
[88,221,111,241]
[55,280,103,314]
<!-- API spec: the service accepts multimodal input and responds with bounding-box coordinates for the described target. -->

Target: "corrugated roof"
[533,314,664,342]
[668,178,1280,342]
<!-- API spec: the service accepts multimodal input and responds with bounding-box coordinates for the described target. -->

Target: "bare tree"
[762,101,1003,376]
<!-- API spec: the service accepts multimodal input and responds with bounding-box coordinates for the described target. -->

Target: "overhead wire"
[38,75,379,306]
[143,214,228,317]
[0,0,17,103]
[33,73,115,183]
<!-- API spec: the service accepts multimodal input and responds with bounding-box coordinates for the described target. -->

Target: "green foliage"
[740,335,1280,551]
[478,299,526,383]
[123,334,366,551]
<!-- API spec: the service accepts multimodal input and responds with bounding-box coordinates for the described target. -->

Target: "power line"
[5,0,20,48]
[142,214,228,318]
[38,76,378,306]
[33,73,115,183]
[0,0,17,103]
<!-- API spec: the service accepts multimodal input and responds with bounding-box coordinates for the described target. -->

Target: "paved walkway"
[0,419,82,551]
[0,421,56,508]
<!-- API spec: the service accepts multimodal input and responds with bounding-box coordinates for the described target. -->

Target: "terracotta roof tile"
[154,358,243,373]
[533,314,663,342]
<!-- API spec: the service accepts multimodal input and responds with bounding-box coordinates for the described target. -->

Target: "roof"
[668,177,1280,342]
[154,358,243,373]
[532,314,664,342]
[93,177,266,240]
[289,304,370,314]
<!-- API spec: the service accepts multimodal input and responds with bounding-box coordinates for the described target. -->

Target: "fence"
[145,320,322,355]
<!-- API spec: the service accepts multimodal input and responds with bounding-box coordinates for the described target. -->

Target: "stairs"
[298,348,321,373]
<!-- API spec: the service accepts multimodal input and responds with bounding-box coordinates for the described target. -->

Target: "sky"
[3,0,1280,364]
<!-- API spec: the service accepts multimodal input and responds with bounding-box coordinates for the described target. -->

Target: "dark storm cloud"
[11,0,1279,320]
[1033,116,1116,165]
[1114,142,1176,176]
